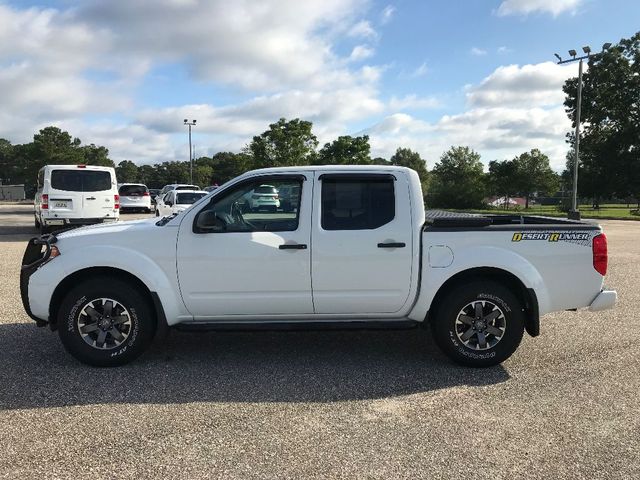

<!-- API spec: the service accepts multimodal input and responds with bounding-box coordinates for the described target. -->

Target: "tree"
[209,152,252,184]
[0,139,15,184]
[82,144,114,167]
[488,159,518,209]
[317,135,371,165]
[562,32,640,202]
[390,147,429,189]
[116,160,139,183]
[247,118,318,168]
[429,146,487,208]
[511,149,559,208]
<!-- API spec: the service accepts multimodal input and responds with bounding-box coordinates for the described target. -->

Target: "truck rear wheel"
[431,281,525,367]
[57,277,156,367]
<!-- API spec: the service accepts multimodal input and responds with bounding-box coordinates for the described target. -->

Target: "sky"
[0,0,638,170]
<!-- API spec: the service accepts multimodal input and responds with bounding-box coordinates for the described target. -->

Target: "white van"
[34,165,120,233]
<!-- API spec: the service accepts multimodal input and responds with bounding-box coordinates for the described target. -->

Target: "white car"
[118,184,152,213]
[243,184,280,212]
[155,184,200,203]
[34,164,119,234]
[156,190,208,217]
[21,166,616,368]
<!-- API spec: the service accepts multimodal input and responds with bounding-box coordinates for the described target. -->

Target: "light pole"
[554,43,611,220]
[183,119,197,184]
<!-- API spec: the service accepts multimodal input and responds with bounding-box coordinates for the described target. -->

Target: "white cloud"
[388,95,441,111]
[470,47,488,56]
[497,46,512,54]
[400,62,428,79]
[496,0,583,17]
[364,107,571,170]
[349,45,375,61]
[466,61,580,108]
[363,62,580,169]
[380,5,396,24]
[348,20,378,40]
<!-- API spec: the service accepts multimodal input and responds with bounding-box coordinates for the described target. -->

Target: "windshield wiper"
[155,212,179,226]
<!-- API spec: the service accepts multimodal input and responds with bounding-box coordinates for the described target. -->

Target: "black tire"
[40,223,50,235]
[57,277,156,367]
[34,216,40,229]
[156,210,160,217]
[430,281,525,367]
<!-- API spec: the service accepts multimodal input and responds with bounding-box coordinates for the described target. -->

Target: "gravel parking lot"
[0,205,638,479]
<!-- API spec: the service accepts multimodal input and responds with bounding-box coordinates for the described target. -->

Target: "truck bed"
[424,210,600,230]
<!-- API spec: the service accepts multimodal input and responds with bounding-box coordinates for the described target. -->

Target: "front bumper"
[588,289,617,312]
[20,234,57,325]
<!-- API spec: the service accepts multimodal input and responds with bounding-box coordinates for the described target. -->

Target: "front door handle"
[377,242,406,248]
[279,243,308,250]
[86,197,96,201]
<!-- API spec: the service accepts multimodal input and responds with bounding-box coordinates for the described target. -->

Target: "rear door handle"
[377,242,406,248]
[279,243,307,250]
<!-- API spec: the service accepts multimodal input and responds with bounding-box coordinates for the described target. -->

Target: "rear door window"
[176,192,207,204]
[50,170,112,192]
[321,176,395,230]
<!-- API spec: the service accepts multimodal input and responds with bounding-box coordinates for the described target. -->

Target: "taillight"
[114,194,120,209]
[42,194,49,210]
[143,192,150,196]
[77,164,86,168]
[593,233,608,276]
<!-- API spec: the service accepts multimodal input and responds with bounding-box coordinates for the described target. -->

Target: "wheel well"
[427,267,539,337]
[48,267,158,331]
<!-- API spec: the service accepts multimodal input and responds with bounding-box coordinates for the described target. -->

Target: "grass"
[448,204,640,220]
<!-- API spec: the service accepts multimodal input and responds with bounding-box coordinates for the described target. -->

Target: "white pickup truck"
[20,166,616,367]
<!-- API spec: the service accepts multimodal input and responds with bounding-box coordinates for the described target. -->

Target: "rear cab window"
[50,170,112,192]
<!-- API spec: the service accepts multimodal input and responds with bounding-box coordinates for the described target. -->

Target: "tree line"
[0,32,636,207]
[0,120,559,208]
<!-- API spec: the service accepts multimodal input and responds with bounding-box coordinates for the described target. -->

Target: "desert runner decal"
[511,231,594,246]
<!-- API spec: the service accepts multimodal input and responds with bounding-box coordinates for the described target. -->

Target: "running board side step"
[174,320,420,332]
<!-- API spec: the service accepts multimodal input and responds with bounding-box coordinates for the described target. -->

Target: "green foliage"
[562,32,640,201]
[116,160,139,183]
[317,135,371,165]
[247,118,318,168]
[429,146,487,208]
[390,147,429,189]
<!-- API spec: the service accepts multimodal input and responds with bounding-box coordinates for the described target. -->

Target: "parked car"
[156,190,208,217]
[203,185,219,192]
[155,184,200,203]
[149,189,161,205]
[242,184,280,212]
[21,165,616,367]
[118,184,152,213]
[33,164,119,234]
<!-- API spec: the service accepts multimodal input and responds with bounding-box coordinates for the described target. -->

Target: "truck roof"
[247,165,413,175]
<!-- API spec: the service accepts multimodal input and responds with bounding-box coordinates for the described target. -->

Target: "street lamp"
[554,42,611,220]
[183,119,197,184]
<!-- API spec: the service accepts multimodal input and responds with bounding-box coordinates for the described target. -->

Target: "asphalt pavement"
[0,205,638,479]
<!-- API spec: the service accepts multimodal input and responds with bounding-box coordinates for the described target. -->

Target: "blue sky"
[1,0,638,170]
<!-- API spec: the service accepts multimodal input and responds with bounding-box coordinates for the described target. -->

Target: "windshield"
[176,192,207,204]
[119,185,148,196]
[50,170,112,192]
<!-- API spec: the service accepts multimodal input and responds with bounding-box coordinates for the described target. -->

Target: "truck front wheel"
[57,277,156,367]
[431,281,525,367]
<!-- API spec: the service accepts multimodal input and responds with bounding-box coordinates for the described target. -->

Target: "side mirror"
[196,210,226,232]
